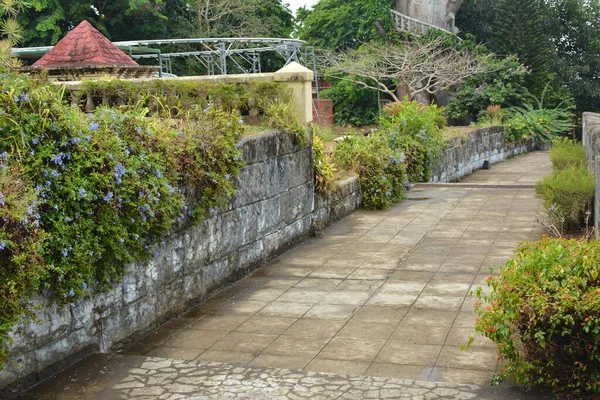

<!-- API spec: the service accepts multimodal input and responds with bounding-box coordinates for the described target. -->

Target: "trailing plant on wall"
[0,72,246,369]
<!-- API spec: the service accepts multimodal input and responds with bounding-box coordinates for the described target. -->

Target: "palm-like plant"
[0,0,27,68]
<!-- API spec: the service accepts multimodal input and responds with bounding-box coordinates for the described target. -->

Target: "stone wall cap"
[273,62,314,82]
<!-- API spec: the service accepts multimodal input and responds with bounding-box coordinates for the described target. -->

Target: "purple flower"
[239,119,244,125]
[82,282,87,290]
[62,249,68,256]
[64,217,72,222]
[32,138,39,145]
[0,241,5,250]
[89,122,99,131]
[114,162,126,184]
[103,192,114,202]
[79,188,87,198]
[68,288,75,297]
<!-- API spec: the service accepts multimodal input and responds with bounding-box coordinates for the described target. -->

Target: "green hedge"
[474,238,600,394]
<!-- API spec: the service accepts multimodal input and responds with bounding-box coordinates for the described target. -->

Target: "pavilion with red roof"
[26,21,156,80]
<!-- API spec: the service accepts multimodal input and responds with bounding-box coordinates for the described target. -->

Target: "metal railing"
[390,9,451,35]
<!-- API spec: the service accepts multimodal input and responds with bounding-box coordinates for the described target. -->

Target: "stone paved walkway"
[22,152,553,399]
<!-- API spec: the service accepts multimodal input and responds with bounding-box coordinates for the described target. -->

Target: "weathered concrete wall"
[582,112,600,236]
[0,129,362,396]
[431,126,538,183]
[395,0,464,32]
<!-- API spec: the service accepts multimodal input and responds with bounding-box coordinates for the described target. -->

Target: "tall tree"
[489,0,551,92]
[296,0,393,50]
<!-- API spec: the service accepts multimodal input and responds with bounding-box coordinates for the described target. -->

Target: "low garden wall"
[582,112,600,236]
[431,126,538,183]
[0,129,362,396]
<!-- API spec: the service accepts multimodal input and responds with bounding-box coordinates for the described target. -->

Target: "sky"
[286,0,319,14]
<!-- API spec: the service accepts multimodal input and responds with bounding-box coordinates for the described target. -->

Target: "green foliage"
[296,0,392,50]
[333,134,406,210]
[446,56,533,122]
[79,79,292,119]
[474,238,600,394]
[321,78,379,127]
[535,166,594,232]
[0,72,245,368]
[380,99,446,182]
[265,101,308,145]
[504,104,574,143]
[549,138,586,171]
[312,130,335,193]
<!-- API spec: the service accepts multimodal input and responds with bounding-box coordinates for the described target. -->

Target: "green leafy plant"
[549,137,587,171]
[265,101,308,145]
[535,165,594,232]
[380,99,446,182]
[504,105,574,143]
[333,134,406,209]
[473,238,600,394]
[320,78,380,127]
[0,71,246,369]
[312,130,335,193]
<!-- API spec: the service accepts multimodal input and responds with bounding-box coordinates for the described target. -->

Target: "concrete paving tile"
[213,300,269,315]
[398,261,442,272]
[453,311,478,328]
[429,367,494,386]
[197,350,255,364]
[210,332,278,354]
[388,271,433,281]
[379,281,427,294]
[269,267,315,278]
[258,302,312,318]
[158,318,196,330]
[309,266,357,279]
[367,292,419,306]
[283,318,345,338]
[165,329,228,349]
[414,295,464,310]
[402,309,458,326]
[318,338,386,362]
[145,346,203,360]
[249,354,312,370]
[242,288,288,302]
[390,324,450,345]
[351,305,408,323]
[347,268,390,280]
[335,320,397,341]
[262,335,330,357]
[446,327,494,349]
[436,346,498,371]
[376,342,442,366]
[276,288,329,304]
[138,328,180,347]
[335,279,384,292]
[294,277,342,290]
[320,257,367,269]
[367,363,433,381]
[248,277,301,288]
[235,316,297,335]
[304,358,370,376]
[422,282,471,297]
[320,290,372,306]
[305,304,356,319]
[189,314,250,331]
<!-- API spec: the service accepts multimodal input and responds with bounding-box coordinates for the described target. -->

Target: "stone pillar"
[582,112,600,237]
[273,62,314,125]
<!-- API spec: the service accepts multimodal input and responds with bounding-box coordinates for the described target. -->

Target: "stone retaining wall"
[0,129,362,396]
[431,126,538,183]
[582,112,600,236]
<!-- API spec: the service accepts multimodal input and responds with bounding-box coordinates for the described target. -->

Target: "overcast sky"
[285,0,319,14]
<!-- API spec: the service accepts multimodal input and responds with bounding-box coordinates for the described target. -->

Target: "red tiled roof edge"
[33,20,138,68]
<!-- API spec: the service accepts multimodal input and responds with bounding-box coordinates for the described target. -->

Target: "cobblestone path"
[22,152,553,399]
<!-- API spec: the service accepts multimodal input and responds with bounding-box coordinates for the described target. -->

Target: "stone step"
[19,354,551,400]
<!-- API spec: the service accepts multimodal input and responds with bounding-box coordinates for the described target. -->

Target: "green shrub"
[0,72,245,368]
[265,101,308,145]
[504,105,574,143]
[473,238,600,394]
[549,138,587,171]
[380,99,446,182]
[321,79,379,127]
[535,166,594,232]
[312,131,335,193]
[333,134,406,209]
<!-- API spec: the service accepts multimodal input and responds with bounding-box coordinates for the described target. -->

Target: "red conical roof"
[33,21,138,68]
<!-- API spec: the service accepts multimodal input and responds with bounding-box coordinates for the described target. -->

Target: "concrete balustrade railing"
[582,112,600,236]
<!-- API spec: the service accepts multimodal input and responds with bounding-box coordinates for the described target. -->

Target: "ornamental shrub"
[473,238,600,394]
[312,130,335,193]
[0,72,245,368]
[535,166,594,232]
[549,138,586,171]
[333,134,406,210]
[380,99,446,182]
[504,105,574,143]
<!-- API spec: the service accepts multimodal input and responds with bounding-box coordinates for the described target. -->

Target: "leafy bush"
[380,99,446,182]
[549,138,586,171]
[474,238,600,394]
[333,134,406,209]
[0,72,245,368]
[312,131,335,193]
[504,105,574,143]
[477,104,504,126]
[265,101,308,145]
[535,166,594,232]
[321,78,379,127]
